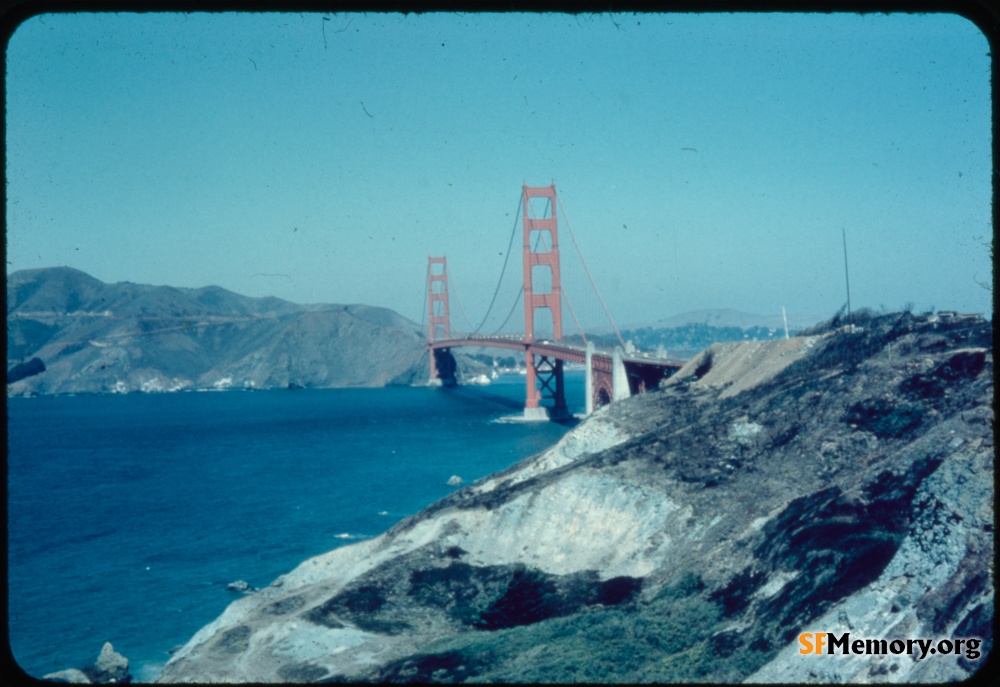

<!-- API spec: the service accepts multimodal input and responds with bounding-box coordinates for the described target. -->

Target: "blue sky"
[5,12,992,331]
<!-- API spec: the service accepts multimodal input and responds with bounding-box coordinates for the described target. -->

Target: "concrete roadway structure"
[428,335,686,420]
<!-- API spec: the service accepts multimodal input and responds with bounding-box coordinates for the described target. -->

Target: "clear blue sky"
[5,12,993,330]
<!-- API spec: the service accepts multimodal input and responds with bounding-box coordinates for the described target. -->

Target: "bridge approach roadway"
[428,336,686,420]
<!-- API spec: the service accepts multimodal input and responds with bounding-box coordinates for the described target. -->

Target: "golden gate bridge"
[424,183,686,421]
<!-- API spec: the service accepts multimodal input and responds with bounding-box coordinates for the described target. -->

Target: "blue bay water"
[7,373,583,681]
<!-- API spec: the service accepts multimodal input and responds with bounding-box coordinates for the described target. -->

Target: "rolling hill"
[6,267,442,395]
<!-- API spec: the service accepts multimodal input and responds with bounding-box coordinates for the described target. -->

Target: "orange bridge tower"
[426,256,455,386]
[522,183,569,420]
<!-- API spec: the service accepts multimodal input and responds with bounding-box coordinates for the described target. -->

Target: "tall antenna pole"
[842,227,853,331]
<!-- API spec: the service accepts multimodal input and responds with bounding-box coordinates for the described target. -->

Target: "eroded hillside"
[157,311,992,683]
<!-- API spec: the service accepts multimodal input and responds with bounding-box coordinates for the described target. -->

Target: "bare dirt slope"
[668,333,831,398]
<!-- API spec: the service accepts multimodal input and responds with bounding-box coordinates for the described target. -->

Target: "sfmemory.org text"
[799,632,982,661]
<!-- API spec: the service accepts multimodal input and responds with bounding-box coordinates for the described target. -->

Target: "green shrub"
[7,357,45,383]
[693,350,714,379]
[654,572,705,601]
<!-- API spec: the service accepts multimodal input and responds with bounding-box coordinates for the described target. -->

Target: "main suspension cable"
[489,286,524,336]
[470,193,523,336]
[490,204,551,337]
[557,194,626,349]
[561,289,588,346]
[447,270,475,335]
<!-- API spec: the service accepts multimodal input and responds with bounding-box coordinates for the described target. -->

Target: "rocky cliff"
[6,267,485,394]
[157,310,992,683]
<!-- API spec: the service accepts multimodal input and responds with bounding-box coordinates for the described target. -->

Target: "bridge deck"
[427,336,686,371]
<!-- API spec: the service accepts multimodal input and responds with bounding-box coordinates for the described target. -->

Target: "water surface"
[7,374,582,680]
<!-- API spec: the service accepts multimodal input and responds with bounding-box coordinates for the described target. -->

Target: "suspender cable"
[557,194,626,349]
[486,199,548,337]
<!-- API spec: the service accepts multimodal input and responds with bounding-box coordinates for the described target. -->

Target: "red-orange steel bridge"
[426,184,686,421]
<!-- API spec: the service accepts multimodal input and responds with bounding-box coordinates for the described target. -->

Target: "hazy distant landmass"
[582,308,825,360]
[6,267,446,395]
[629,307,824,332]
[7,268,835,395]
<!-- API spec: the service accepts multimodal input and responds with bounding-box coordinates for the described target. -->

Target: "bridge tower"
[522,183,568,420]
[426,256,455,386]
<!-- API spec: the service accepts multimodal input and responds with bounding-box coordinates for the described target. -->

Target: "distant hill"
[625,307,824,332]
[6,267,472,395]
[578,308,826,360]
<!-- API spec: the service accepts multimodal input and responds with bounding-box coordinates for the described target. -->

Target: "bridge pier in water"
[430,347,457,387]
[524,354,570,421]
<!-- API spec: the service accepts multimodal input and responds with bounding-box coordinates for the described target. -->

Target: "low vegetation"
[159,310,992,684]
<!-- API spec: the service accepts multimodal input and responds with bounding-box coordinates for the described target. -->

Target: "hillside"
[6,267,470,394]
[157,310,992,683]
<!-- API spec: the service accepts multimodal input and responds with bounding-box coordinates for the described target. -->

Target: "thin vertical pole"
[585,341,594,415]
[842,228,853,330]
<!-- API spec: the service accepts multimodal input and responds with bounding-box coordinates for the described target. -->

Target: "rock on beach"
[43,642,130,684]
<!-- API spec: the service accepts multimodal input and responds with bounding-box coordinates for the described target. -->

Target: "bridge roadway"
[428,335,686,369]
[427,335,687,418]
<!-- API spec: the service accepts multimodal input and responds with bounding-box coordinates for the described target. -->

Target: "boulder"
[88,642,129,684]
[44,643,131,684]
[447,475,464,487]
[43,668,91,683]
[226,579,256,593]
